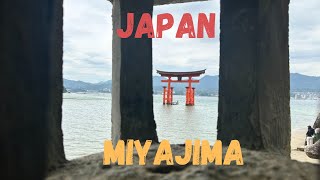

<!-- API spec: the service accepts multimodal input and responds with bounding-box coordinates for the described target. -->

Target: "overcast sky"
[63,0,320,83]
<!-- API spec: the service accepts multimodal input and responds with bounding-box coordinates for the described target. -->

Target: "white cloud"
[153,1,220,78]
[63,0,320,82]
[63,0,113,82]
[289,0,320,75]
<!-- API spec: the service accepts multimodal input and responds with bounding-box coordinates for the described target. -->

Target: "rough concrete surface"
[47,144,320,180]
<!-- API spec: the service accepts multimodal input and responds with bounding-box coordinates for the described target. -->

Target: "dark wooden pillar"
[218,0,290,155]
[47,0,67,170]
[0,0,64,178]
[111,0,158,144]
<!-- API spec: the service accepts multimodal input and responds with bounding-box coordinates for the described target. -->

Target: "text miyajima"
[117,13,216,38]
[104,140,244,166]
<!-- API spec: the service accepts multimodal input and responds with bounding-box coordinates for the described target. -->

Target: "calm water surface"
[62,93,319,159]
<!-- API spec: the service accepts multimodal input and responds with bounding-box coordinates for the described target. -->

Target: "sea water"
[62,93,319,159]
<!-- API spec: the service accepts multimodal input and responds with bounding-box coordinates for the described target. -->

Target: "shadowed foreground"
[47,144,319,180]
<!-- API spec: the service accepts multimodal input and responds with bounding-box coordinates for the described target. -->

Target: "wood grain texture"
[112,0,158,143]
[0,0,64,178]
[218,0,290,156]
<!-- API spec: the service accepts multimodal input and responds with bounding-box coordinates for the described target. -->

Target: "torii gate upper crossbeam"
[107,0,210,6]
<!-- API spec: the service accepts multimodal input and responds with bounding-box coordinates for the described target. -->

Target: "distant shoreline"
[63,92,320,100]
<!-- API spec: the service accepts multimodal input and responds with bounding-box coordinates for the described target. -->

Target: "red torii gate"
[157,69,206,106]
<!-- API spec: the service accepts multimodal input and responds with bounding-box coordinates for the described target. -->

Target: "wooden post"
[111,0,158,143]
[185,87,189,105]
[166,77,172,104]
[171,87,174,104]
[162,86,167,104]
[191,87,195,105]
[0,0,65,177]
[218,0,290,155]
[185,77,194,106]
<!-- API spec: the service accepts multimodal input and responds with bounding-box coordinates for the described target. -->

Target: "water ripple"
[62,93,318,160]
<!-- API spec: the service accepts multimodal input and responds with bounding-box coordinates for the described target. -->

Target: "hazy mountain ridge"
[290,73,320,91]
[64,79,112,92]
[64,73,320,93]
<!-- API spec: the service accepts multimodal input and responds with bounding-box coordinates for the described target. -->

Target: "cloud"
[63,0,320,82]
[152,1,220,78]
[63,0,113,82]
[289,0,320,75]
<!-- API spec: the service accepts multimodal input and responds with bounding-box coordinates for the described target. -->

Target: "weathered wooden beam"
[0,0,64,178]
[107,0,210,6]
[112,0,158,144]
[218,0,290,156]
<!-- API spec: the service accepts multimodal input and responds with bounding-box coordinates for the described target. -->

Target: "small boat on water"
[172,101,179,105]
